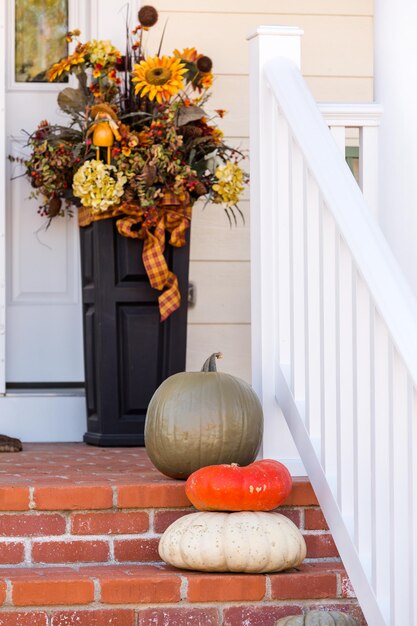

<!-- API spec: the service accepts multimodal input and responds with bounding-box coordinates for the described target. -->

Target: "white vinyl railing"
[249,28,417,626]
[319,103,382,218]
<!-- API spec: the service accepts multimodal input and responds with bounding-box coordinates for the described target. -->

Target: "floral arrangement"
[15,5,247,320]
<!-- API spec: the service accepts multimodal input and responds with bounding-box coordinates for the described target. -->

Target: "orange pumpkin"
[185,459,292,512]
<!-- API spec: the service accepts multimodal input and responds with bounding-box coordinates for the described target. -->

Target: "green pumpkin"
[275,611,358,626]
[145,353,263,479]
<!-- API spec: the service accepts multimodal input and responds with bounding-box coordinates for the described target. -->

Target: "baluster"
[290,138,306,406]
[359,125,379,218]
[372,311,391,618]
[353,272,372,577]
[276,110,291,380]
[411,385,417,622]
[337,236,354,525]
[329,125,346,156]
[390,349,411,624]
[304,174,321,442]
[319,202,337,487]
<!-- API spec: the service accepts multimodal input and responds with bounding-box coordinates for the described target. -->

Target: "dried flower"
[72,160,126,213]
[196,56,212,73]
[212,162,245,207]
[138,5,158,27]
[18,8,247,229]
[48,195,62,217]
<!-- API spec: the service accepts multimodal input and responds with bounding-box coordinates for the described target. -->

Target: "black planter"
[79,218,190,446]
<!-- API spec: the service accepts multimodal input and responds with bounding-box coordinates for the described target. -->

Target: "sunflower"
[132,55,187,104]
[173,47,198,63]
[47,49,86,81]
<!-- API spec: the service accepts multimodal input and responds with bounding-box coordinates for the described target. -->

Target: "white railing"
[249,28,417,626]
[319,103,383,218]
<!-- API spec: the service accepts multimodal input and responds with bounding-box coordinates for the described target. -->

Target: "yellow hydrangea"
[72,160,126,213]
[86,40,121,68]
[212,162,244,207]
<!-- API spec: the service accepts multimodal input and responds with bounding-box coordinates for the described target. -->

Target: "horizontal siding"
[150,13,372,79]
[157,0,375,380]
[188,261,251,324]
[155,1,373,17]
[190,201,250,262]
[197,77,373,139]
[306,77,373,102]
[187,324,251,383]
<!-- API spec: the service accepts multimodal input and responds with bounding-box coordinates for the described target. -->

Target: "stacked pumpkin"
[159,459,307,573]
[145,353,264,480]
[145,352,306,573]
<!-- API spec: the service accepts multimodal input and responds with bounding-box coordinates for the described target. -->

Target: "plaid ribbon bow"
[78,197,191,321]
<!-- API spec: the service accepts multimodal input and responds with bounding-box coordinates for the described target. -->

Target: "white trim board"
[0,392,86,442]
[0,1,7,394]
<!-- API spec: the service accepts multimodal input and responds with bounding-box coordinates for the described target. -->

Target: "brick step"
[0,562,366,625]
[0,445,339,567]
[0,445,367,624]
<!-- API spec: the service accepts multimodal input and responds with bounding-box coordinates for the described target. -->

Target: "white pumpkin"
[158,511,306,573]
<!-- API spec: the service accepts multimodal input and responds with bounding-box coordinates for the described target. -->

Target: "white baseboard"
[0,391,86,442]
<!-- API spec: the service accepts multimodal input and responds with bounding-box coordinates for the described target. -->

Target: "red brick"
[34,486,113,510]
[12,578,94,606]
[0,581,7,604]
[339,571,356,598]
[0,542,24,564]
[269,570,338,600]
[99,571,181,603]
[114,538,160,562]
[283,479,318,506]
[32,540,109,564]
[223,605,302,626]
[304,508,329,530]
[51,609,135,626]
[0,487,30,512]
[273,508,301,527]
[0,514,66,537]
[304,533,339,558]
[0,612,48,625]
[138,608,220,626]
[117,483,190,508]
[71,511,149,535]
[154,509,193,533]
[187,573,266,602]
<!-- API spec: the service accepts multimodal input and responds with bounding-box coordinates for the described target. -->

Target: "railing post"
[247,26,304,473]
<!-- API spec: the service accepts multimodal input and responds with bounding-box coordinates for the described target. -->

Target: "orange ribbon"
[78,197,191,321]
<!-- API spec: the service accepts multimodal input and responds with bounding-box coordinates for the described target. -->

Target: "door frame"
[0,1,7,395]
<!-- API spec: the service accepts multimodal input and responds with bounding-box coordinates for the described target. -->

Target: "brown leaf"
[176,105,205,127]
[57,88,87,114]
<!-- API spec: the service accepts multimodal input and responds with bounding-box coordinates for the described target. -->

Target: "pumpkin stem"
[201,352,223,372]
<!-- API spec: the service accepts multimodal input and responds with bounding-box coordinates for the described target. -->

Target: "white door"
[6,0,85,384]
[0,0,140,441]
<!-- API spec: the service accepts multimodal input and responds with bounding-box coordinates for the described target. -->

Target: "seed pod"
[138,5,158,27]
[196,56,213,73]
[48,195,62,217]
